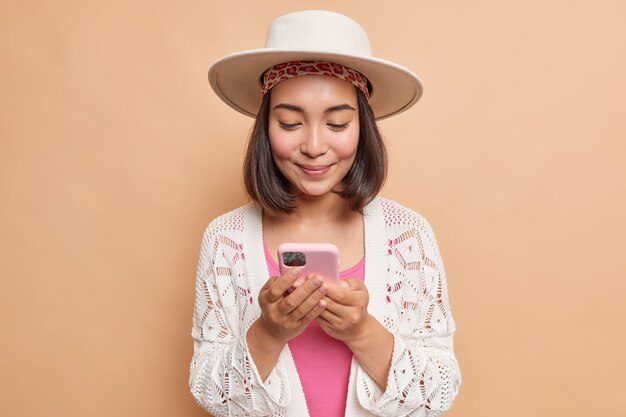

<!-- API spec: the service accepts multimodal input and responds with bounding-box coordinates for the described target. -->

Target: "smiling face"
[268,75,360,199]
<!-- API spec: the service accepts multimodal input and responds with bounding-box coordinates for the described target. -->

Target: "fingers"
[263,268,301,303]
[282,275,327,316]
[286,276,328,328]
[318,299,347,319]
[342,277,364,290]
[327,278,368,301]
[299,297,327,324]
[257,273,329,342]
[317,303,340,322]
[322,278,369,319]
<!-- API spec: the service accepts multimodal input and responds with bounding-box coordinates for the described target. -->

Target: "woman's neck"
[280,193,353,226]
[262,193,365,268]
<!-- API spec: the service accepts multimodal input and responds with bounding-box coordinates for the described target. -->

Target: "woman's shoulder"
[376,196,435,233]
[202,203,259,237]
[376,197,443,261]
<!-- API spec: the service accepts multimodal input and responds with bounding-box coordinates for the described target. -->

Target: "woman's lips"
[298,164,331,176]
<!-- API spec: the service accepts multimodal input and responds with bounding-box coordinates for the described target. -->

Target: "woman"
[190,10,461,417]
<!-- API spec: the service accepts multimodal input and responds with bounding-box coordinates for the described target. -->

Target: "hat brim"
[208,49,423,120]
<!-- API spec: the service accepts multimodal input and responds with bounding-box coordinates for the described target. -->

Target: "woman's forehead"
[269,75,358,108]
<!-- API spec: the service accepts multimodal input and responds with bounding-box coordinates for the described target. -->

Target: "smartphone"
[277,243,339,284]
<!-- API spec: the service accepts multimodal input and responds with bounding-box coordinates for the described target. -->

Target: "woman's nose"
[300,127,328,158]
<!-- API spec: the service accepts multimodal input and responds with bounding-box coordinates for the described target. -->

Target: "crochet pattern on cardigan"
[189,197,461,417]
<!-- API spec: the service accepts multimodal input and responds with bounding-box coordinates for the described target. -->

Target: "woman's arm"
[189,227,290,417]
[359,216,461,416]
[190,225,330,416]
[247,270,328,380]
[317,214,461,416]
[343,310,394,389]
[316,279,394,389]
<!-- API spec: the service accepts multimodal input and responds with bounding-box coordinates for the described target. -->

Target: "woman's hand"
[247,269,328,380]
[257,269,329,342]
[317,278,394,389]
[316,278,373,342]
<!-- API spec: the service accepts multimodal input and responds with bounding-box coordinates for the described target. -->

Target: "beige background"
[2,1,625,416]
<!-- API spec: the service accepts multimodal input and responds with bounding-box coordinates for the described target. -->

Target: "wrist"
[345,314,387,351]
[248,318,286,353]
[344,315,394,390]
[246,319,287,382]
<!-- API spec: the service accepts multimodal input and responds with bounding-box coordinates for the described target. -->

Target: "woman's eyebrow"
[272,103,356,113]
[273,103,304,113]
[324,104,356,113]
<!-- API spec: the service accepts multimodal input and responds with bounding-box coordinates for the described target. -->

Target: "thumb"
[339,277,362,290]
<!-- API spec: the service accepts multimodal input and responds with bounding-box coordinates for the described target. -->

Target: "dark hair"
[243,87,387,214]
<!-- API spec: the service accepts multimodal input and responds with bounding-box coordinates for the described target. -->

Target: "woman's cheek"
[268,130,295,160]
[335,130,360,157]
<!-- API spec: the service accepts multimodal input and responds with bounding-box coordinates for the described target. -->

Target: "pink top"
[264,245,365,417]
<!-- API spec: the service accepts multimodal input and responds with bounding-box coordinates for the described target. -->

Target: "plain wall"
[1,1,625,416]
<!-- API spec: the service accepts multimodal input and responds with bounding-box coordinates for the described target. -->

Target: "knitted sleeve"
[189,220,291,417]
[356,202,461,416]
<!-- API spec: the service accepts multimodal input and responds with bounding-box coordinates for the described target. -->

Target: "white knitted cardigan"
[189,197,461,417]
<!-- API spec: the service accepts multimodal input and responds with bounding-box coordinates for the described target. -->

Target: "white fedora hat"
[208,10,423,120]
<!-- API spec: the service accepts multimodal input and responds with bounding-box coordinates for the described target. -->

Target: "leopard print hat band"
[261,61,370,99]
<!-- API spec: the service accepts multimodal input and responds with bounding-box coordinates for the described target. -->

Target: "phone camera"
[282,251,306,267]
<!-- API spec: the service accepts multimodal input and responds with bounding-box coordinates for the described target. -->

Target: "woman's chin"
[292,184,336,198]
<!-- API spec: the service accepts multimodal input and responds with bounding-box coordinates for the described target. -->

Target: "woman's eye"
[328,123,349,131]
[279,122,300,130]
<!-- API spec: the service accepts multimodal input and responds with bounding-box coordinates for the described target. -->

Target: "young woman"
[190,10,461,417]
